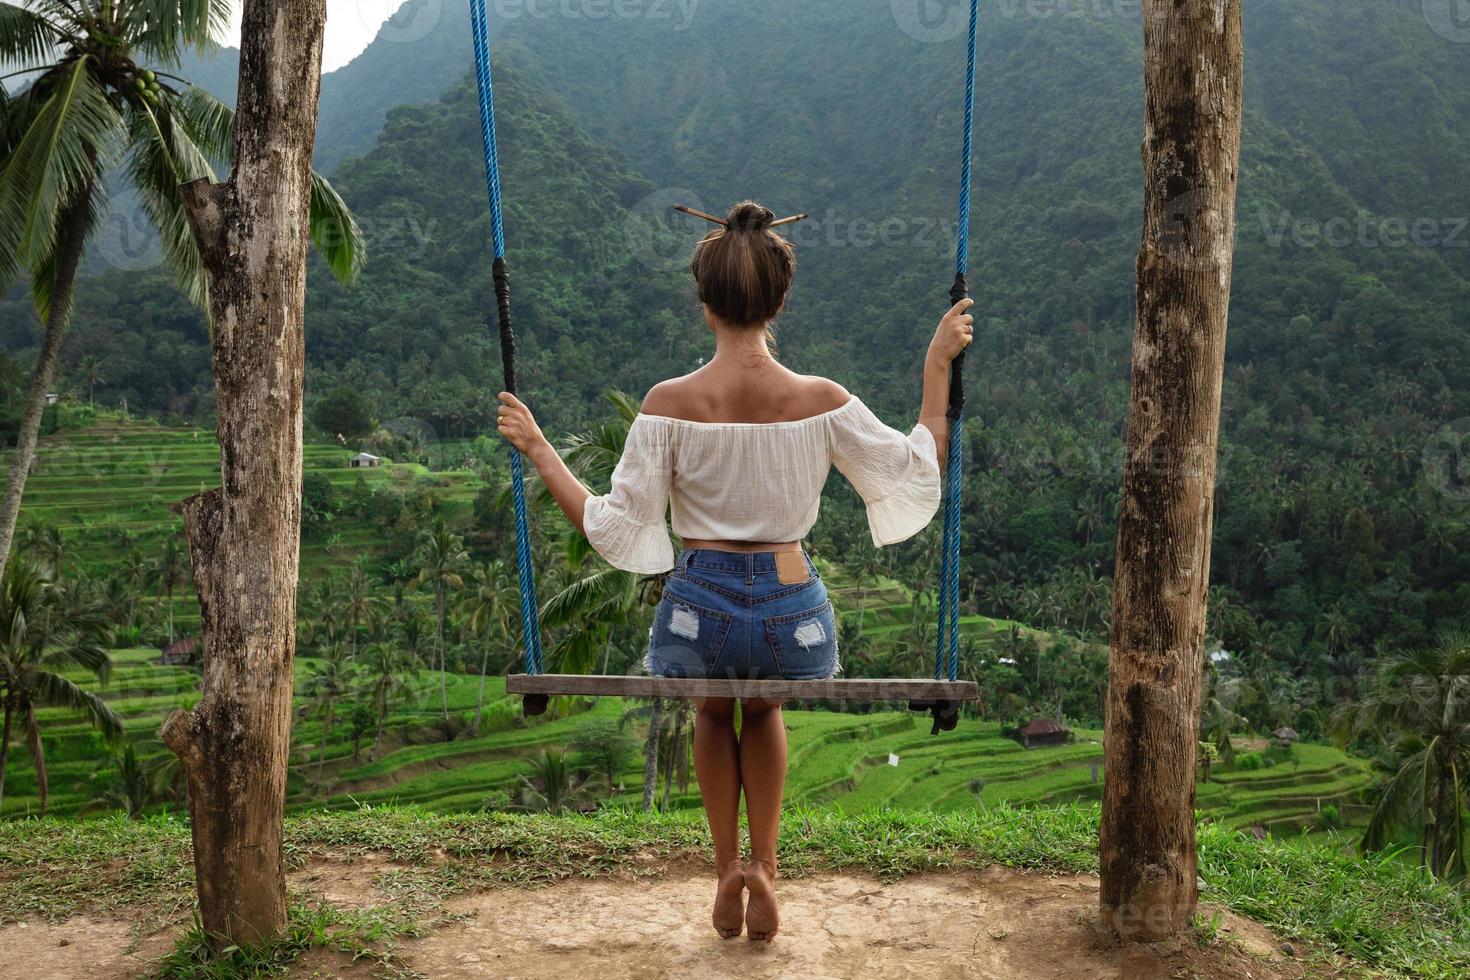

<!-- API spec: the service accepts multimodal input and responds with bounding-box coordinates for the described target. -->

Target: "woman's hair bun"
[726,201,775,232]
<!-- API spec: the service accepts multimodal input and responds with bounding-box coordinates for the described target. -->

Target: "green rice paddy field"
[5,416,1377,837]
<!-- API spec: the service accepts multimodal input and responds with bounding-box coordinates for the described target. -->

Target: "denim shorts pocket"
[763,601,838,680]
[646,594,733,678]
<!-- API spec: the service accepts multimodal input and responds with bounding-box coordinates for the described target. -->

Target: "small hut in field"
[1272,726,1299,749]
[160,637,200,667]
[349,452,383,468]
[1013,718,1071,749]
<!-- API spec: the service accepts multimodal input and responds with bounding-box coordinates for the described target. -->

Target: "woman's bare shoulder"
[796,375,853,414]
[639,377,698,418]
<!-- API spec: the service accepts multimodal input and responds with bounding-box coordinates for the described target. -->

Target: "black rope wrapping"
[947,272,968,421]
[493,257,518,394]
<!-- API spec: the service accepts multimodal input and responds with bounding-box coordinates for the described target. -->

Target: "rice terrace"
[1,0,1468,978]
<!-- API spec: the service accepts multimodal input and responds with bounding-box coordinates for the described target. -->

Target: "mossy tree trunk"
[160,0,327,951]
[1099,0,1244,943]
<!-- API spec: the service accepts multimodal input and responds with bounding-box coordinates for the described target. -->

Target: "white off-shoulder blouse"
[581,397,942,574]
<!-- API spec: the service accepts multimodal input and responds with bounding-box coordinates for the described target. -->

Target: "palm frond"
[168,83,232,162]
[0,3,62,68]
[126,0,231,61]
[27,180,105,320]
[0,56,120,307]
[539,567,632,629]
[124,93,213,305]
[29,669,125,741]
[310,171,365,283]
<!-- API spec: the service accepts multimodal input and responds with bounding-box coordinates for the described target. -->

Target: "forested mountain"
[2,0,1467,722]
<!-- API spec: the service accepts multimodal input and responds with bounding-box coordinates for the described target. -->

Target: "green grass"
[0,805,1465,977]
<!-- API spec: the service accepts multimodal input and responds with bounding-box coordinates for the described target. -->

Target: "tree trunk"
[160,0,327,951]
[0,192,92,584]
[1099,0,1243,943]
[641,697,663,813]
[0,697,12,813]
[472,629,491,735]
[436,586,449,721]
[24,707,45,816]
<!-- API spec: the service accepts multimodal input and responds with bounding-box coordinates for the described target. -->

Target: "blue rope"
[935,0,979,685]
[469,0,542,675]
[955,0,978,280]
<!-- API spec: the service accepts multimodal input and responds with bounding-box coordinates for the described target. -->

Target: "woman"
[497,201,973,941]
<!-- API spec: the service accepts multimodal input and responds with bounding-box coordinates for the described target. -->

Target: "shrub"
[1236,752,1264,771]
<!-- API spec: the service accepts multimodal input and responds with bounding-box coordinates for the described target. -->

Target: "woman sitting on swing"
[496,200,973,941]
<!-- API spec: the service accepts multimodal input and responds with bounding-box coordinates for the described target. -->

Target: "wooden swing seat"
[506,674,980,701]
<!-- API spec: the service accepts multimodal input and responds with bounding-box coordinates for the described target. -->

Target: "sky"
[224,1,401,73]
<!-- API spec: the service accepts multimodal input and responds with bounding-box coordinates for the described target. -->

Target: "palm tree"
[412,518,468,721]
[148,532,187,644]
[460,559,514,735]
[0,0,363,587]
[339,557,374,659]
[0,559,121,813]
[1333,635,1470,881]
[361,641,416,751]
[622,696,670,812]
[514,748,589,815]
[301,643,355,780]
[87,743,153,817]
[78,353,104,407]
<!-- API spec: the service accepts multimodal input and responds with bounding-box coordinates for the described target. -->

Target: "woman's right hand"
[928,298,976,364]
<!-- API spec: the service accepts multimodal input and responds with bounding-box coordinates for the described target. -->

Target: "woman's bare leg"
[738,698,787,941]
[694,697,744,938]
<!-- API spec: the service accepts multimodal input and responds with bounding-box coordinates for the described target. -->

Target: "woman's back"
[640,360,850,425]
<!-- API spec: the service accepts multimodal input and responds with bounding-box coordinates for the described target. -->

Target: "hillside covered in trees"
[1,0,1467,734]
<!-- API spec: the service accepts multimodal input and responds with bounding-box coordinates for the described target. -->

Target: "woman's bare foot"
[713,865,746,939]
[744,859,779,941]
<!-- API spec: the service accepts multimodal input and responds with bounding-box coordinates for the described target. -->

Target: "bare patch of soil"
[405,866,1332,979]
[0,916,178,980]
[0,862,1338,979]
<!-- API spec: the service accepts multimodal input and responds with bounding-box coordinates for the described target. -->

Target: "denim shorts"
[645,549,840,680]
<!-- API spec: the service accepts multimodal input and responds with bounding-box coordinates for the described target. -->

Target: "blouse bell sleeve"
[830,398,942,547]
[581,416,677,574]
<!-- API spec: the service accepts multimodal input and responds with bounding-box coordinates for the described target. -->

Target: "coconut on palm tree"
[0,0,363,586]
[0,558,121,813]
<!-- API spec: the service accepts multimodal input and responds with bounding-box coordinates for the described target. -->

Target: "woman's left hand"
[497,392,549,454]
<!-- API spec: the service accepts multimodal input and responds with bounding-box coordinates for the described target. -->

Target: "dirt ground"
[1,860,1330,979]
